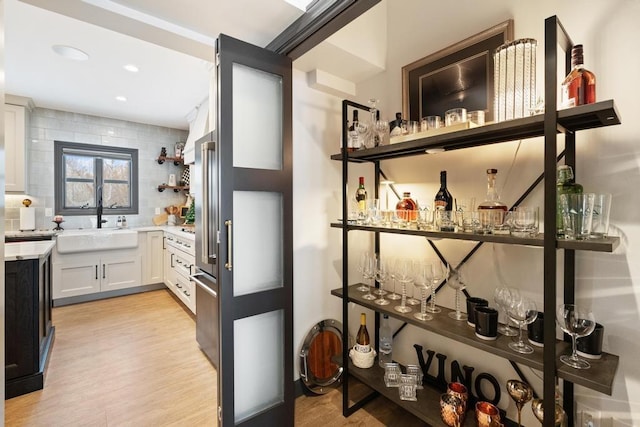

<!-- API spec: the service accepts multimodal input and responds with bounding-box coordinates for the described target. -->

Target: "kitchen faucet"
[96,185,107,228]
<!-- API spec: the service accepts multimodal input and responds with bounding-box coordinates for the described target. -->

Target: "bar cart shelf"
[331,16,622,427]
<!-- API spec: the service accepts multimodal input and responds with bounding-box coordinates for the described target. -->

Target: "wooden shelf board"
[333,284,618,395]
[330,100,621,162]
[330,223,620,253]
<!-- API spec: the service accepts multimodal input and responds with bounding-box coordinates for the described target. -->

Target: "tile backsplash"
[5,107,189,231]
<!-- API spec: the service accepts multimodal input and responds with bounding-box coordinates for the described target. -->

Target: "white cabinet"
[142,230,164,285]
[53,249,142,300]
[4,103,28,193]
[163,231,196,314]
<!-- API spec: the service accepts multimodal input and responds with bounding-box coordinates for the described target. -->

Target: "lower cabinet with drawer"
[163,231,196,314]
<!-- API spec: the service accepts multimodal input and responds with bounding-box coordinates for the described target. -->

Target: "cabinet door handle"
[102,264,106,279]
[163,236,166,249]
[224,220,232,271]
[171,253,175,268]
[95,265,98,280]
[184,290,190,297]
[176,283,182,289]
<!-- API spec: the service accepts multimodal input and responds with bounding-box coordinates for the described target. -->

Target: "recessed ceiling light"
[123,64,139,73]
[115,96,127,102]
[425,148,445,154]
[52,45,89,61]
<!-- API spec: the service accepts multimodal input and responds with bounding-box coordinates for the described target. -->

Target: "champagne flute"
[494,286,519,336]
[448,264,467,321]
[356,252,371,292]
[556,304,596,369]
[506,379,533,427]
[426,261,448,314]
[413,262,433,321]
[507,296,538,354]
[393,258,413,314]
[386,256,401,300]
[361,253,376,300]
[374,256,390,306]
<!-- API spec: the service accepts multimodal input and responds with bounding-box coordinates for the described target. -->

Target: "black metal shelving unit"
[334,16,621,427]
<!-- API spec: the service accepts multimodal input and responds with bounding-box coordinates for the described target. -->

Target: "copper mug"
[475,401,501,427]
[447,382,468,413]
[440,393,464,427]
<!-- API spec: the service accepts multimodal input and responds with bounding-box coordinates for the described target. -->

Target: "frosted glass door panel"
[234,309,284,423]
[233,191,283,296]
[232,63,283,170]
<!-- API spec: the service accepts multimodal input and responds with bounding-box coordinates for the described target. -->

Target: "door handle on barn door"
[224,220,232,271]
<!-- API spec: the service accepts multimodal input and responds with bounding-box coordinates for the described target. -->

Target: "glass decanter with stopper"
[395,192,418,226]
[477,169,508,234]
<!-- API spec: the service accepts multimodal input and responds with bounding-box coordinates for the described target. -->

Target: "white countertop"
[5,240,56,261]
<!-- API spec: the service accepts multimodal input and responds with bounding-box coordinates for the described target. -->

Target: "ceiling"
[5,0,385,131]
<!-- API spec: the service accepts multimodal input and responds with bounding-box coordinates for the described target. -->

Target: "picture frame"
[179,205,189,218]
[402,20,514,123]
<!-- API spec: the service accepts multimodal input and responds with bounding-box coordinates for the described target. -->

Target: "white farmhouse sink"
[56,228,138,254]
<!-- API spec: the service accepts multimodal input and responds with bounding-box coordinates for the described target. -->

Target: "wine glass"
[556,304,596,369]
[393,258,413,314]
[506,379,533,427]
[426,261,448,314]
[374,256,390,306]
[406,276,421,306]
[448,264,467,321]
[386,256,401,300]
[531,398,567,426]
[413,262,433,321]
[494,287,519,336]
[356,252,371,292]
[506,296,538,354]
[361,253,376,300]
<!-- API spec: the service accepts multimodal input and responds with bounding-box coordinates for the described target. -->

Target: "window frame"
[54,141,139,216]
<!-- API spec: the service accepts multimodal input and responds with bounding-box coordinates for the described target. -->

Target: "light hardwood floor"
[5,290,423,426]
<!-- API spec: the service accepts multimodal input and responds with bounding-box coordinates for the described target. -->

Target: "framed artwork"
[402,20,514,123]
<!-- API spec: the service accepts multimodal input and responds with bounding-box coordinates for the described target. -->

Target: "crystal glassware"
[426,261,448,314]
[393,259,413,314]
[506,296,538,354]
[413,262,433,321]
[356,251,370,292]
[506,379,533,427]
[360,252,376,300]
[374,256,390,306]
[385,256,401,300]
[556,304,596,369]
[494,286,519,336]
[448,264,467,321]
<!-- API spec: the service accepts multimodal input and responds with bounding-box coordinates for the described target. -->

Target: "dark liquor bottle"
[348,110,360,151]
[434,171,453,211]
[477,169,508,232]
[373,110,382,147]
[561,44,596,108]
[354,313,370,353]
[355,176,367,213]
[556,165,583,237]
[389,112,403,136]
[396,192,418,222]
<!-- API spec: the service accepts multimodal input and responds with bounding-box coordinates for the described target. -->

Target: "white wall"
[293,1,640,425]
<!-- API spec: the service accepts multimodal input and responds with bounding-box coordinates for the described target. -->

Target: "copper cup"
[447,382,468,414]
[475,401,501,427]
[440,393,464,427]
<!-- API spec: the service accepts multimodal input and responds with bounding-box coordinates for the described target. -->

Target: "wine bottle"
[561,44,596,108]
[434,171,453,211]
[373,110,382,147]
[355,313,370,353]
[477,169,508,233]
[556,165,583,237]
[355,176,367,213]
[378,314,392,367]
[348,110,360,151]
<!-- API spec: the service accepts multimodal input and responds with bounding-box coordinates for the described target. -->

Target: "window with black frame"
[54,141,139,216]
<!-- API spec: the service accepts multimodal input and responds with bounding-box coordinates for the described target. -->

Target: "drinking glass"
[426,262,448,314]
[356,252,371,292]
[494,287,519,336]
[374,256,390,306]
[506,379,533,427]
[360,252,376,300]
[375,120,388,146]
[506,296,538,354]
[393,259,413,314]
[448,264,467,321]
[386,257,401,300]
[413,262,433,321]
[557,304,596,369]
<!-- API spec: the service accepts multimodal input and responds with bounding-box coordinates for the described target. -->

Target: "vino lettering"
[414,344,501,405]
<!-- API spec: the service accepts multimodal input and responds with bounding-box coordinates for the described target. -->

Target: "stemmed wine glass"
[360,252,376,300]
[356,251,371,292]
[393,259,413,314]
[374,256,390,306]
[556,304,596,369]
[448,264,467,321]
[374,119,388,146]
[506,379,533,427]
[426,261,448,314]
[413,262,433,321]
[386,257,401,300]
[507,296,538,354]
[494,287,519,336]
